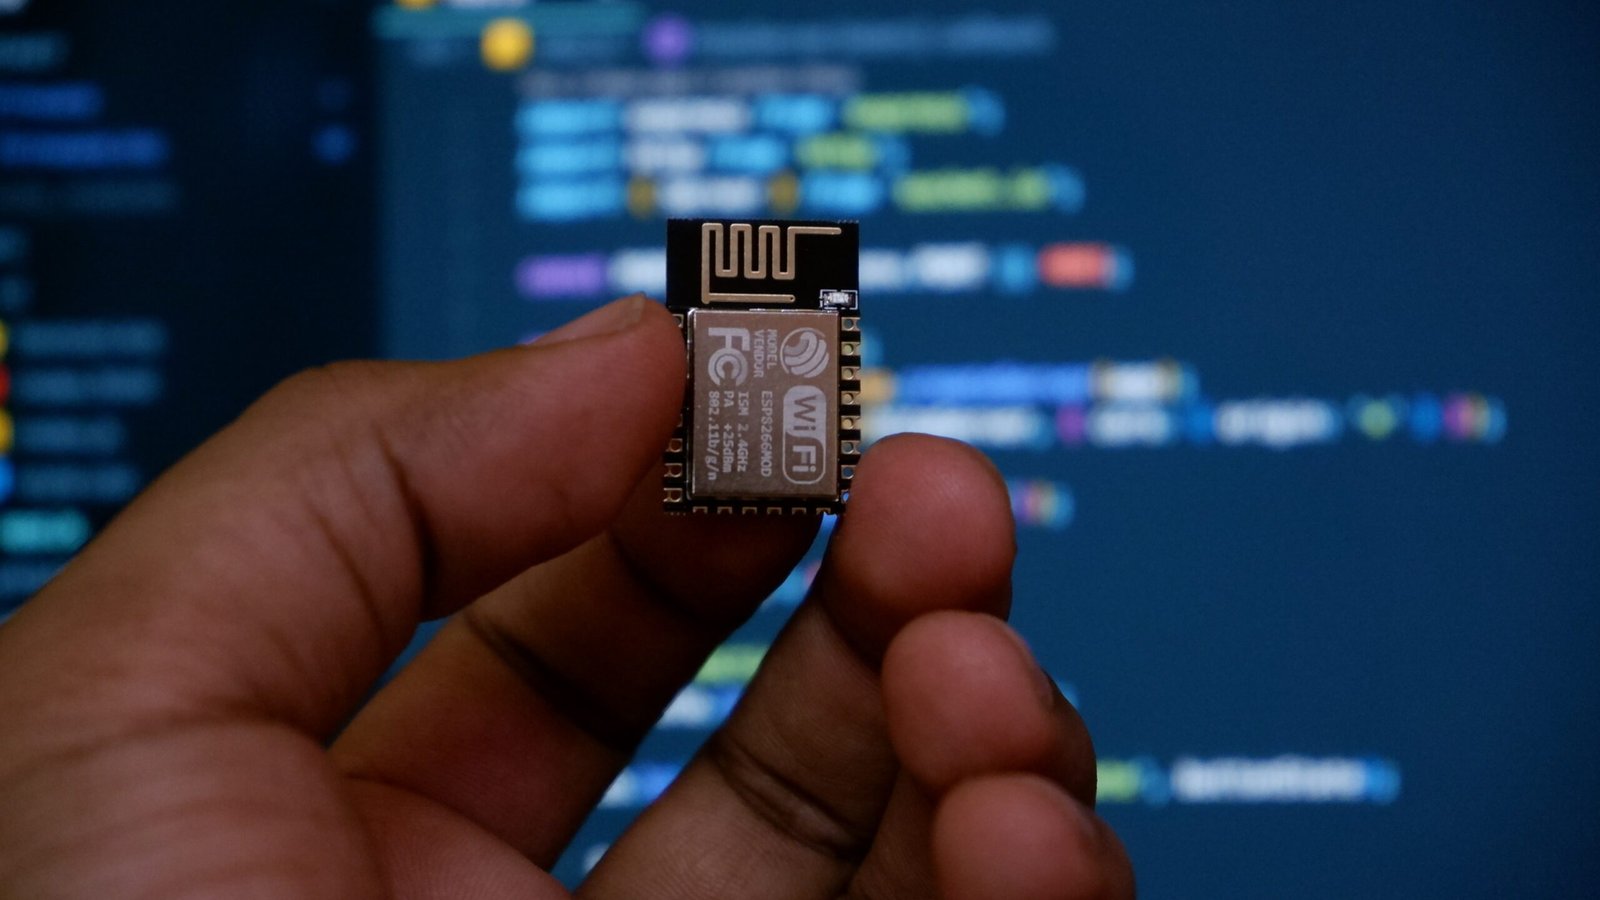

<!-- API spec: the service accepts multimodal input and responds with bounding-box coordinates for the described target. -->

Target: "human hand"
[0,296,1133,899]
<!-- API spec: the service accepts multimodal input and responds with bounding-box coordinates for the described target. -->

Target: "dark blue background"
[7,2,1599,896]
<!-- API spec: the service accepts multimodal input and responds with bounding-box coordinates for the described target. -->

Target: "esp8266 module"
[662,219,862,515]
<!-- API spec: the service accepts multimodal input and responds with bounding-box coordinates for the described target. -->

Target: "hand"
[0,296,1133,899]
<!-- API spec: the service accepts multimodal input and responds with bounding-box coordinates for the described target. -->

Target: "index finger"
[0,297,686,773]
[332,465,819,865]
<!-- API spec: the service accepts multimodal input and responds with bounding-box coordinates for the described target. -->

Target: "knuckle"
[703,727,875,865]
[268,360,404,415]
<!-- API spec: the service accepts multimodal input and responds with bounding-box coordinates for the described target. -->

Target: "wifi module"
[663,219,862,515]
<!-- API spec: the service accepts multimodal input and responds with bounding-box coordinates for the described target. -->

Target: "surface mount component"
[663,219,862,514]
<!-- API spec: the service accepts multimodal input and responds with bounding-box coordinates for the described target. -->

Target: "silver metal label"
[688,308,840,501]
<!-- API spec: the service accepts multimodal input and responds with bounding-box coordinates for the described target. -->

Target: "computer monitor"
[3,2,1597,895]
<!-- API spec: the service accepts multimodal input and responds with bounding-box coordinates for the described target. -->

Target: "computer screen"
[3,2,1598,896]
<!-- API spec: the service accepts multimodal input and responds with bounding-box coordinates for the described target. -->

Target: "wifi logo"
[780,328,830,379]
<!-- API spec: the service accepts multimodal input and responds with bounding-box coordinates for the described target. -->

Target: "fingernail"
[534,295,649,347]
[997,622,1057,709]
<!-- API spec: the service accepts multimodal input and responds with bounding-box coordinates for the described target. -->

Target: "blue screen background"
[2,2,1596,896]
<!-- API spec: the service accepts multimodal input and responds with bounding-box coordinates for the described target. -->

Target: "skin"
[0,296,1135,899]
